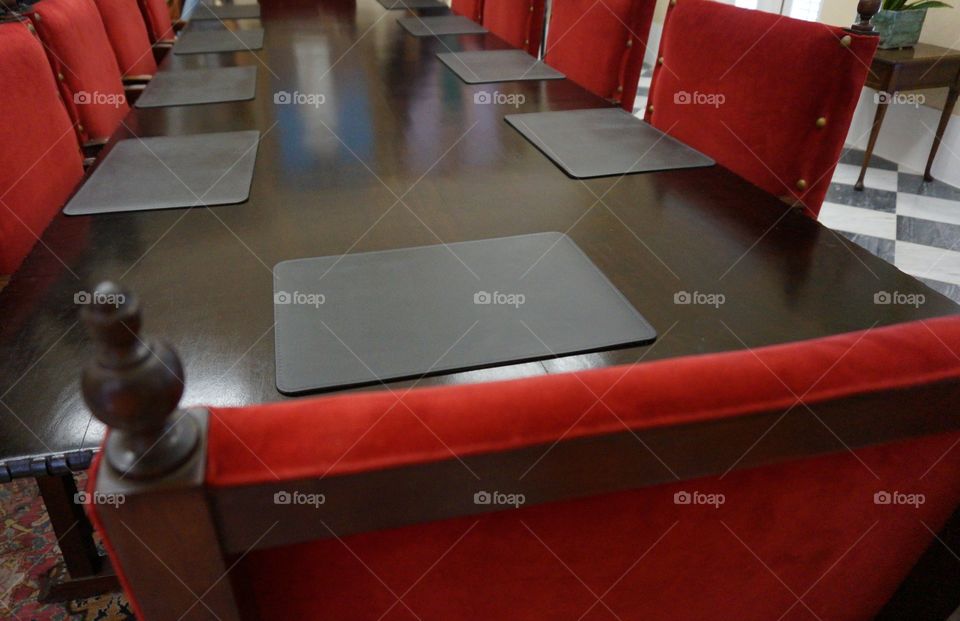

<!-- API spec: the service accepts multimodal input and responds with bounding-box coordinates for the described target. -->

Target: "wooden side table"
[857,43,960,190]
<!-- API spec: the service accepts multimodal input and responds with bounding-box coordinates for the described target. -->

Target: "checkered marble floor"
[633,69,960,305]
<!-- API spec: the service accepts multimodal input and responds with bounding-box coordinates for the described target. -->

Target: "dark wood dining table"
[0,0,957,602]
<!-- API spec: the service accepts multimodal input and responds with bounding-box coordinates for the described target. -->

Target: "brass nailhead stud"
[816,117,827,128]
[658,56,664,65]
[626,38,633,48]
[57,72,65,81]
[670,0,677,6]
[617,85,624,93]
[524,39,529,45]
[840,35,852,47]
[26,22,36,33]
[796,179,808,191]
[648,104,655,113]
[77,124,84,133]
[529,5,534,11]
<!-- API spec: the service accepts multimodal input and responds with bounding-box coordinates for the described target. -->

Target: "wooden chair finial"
[81,281,199,479]
[851,0,882,35]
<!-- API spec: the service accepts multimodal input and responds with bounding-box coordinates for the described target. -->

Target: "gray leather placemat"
[173,28,264,54]
[437,49,564,84]
[505,108,715,178]
[135,66,257,108]
[64,131,260,215]
[190,3,261,20]
[398,15,487,36]
[273,232,656,394]
[377,0,445,8]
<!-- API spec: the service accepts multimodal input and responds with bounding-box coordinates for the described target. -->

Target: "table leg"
[35,474,119,603]
[924,86,960,183]
[856,95,890,191]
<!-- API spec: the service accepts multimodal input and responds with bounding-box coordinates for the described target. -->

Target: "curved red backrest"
[482,0,545,56]
[645,0,877,217]
[93,0,158,77]
[29,0,129,143]
[191,316,960,619]
[137,0,174,44]
[544,0,656,111]
[451,0,483,22]
[0,20,84,275]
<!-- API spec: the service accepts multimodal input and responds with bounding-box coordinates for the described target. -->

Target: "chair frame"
[83,276,960,621]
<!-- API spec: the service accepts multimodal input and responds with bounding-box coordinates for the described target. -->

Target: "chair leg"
[875,503,960,620]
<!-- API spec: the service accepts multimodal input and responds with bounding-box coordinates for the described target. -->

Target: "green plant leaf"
[903,0,953,7]
[883,0,952,8]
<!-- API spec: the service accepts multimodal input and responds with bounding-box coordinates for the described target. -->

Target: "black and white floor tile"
[633,68,960,305]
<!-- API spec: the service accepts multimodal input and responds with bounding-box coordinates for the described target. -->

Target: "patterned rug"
[0,476,133,621]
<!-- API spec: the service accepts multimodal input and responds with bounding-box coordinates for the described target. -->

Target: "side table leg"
[924,86,959,183]
[857,95,890,191]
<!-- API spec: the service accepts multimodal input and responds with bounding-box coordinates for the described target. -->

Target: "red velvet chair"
[93,0,158,79]
[481,0,545,56]
[0,19,84,276]
[137,0,175,44]
[543,0,656,112]
[451,0,483,22]
[83,281,960,620]
[645,0,877,217]
[28,0,130,144]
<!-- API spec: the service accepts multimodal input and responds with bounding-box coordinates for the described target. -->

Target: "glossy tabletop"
[0,0,956,474]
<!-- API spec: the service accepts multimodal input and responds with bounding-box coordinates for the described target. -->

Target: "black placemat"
[398,15,487,36]
[505,108,715,178]
[135,66,257,108]
[64,131,260,215]
[273,232,656,394]
[437,49,564,84]
[190,3,261,20]
[173,28,264,54]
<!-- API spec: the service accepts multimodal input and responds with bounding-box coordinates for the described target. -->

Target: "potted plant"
[874,0,953,49]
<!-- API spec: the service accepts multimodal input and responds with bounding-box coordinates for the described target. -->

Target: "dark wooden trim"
[95,410,243,621]
[211,377,960,555]
[876,503,960,620]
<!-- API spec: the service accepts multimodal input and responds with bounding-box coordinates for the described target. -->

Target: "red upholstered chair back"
[28,0,129,143]
[0,19,84,275]
[482,0,545,55]
[93,0,157,78]
[137,0,174,43]
[645,0,877,217]
[544,0,656,111]
[86,306,960,620]
[451,0,483,22]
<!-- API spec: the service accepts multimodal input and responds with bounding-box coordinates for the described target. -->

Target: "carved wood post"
[81,280,199,479]
[82,282,243,621]
[850,0,882,35]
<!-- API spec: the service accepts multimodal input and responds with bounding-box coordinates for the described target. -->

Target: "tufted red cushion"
[482,0,545,55]
[544,0,655,112]
[137,0,174,44]
[0,20,84,275]
[30,0,130,143]
[451,0,483,22]
[645,0,877,217]
[94,0,158,77]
